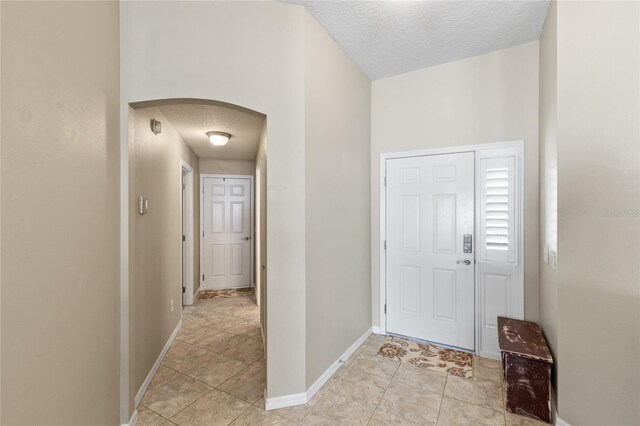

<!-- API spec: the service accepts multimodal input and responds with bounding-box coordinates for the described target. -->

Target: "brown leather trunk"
[498,316,553,424]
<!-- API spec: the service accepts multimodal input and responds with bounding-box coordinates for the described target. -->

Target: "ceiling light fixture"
[207,131,231,147]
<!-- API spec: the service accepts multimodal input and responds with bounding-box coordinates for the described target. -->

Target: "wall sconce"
[150,119,162,135]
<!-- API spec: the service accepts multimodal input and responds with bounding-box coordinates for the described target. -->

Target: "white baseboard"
[478,350,500,360]
[193,287,201,303]
[372,326,383,334]
[121,409,138,426]
[306,327,372,402]
[556,417,570,426]
[264,392,307,410]
[264,327,373,411]
[134,319,183,407]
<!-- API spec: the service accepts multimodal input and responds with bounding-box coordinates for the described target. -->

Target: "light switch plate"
[544,247,549,264]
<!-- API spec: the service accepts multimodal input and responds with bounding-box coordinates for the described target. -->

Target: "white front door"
[386,152,475,350]
[202,177,252,290]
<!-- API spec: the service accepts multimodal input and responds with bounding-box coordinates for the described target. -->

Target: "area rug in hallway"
[198,287,255,299]
[377,335,473,379]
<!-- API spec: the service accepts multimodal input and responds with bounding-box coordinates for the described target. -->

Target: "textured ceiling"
[288,0,550,79]
[157,103,265,161]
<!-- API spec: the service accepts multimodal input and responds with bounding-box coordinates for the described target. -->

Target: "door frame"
[379,141,524,356]
[181,160,195,305]
[199,174,255,291]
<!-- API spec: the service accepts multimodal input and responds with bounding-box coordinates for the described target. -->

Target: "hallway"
[136,292,546,426]
[138,292,265,425]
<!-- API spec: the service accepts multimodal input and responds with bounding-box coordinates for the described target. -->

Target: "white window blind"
[479,156,516,263]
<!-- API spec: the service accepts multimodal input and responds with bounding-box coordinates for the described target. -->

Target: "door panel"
[433,268,456,321]
[202,177,251,289]
[400,266,421,315]
[386,152,475,350]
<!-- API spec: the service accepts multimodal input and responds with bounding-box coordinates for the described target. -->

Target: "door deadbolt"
[463,234,472,254]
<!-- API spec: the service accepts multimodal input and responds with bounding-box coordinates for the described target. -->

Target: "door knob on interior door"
[457,259,472,265]
[241,236,251,241]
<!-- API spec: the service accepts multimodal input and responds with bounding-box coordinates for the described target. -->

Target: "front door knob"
[456,259,471,265]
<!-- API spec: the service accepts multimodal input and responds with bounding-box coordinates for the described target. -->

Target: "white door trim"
[199,174,255,290]
[379,141,524,355]
[181,160,195,305]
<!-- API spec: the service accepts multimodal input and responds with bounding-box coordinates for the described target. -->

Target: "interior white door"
[202,177,252,290]
[386,152,475,350]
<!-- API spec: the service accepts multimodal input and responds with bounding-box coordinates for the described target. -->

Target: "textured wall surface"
[304,10,372,387]
[255,122,268,350]
[199,159,256,176]
[1,2,121,424]
[555,2,640,424]
[538,0,558,390]
[129,106,200,399]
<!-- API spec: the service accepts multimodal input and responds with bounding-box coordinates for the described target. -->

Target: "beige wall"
[121,0,307,401]
[199,158,255,176]
[0,1,121,424]
[129,106,200,398]
[554,2,640,424]
[538,0,558,385]
[303,11,372,386]
[371,41,540,327]
[255,122,268,345]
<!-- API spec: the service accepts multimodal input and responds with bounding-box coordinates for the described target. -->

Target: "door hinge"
[182,235,186,242]
[384,240,387,250]
[182,183,185,190]
[384,303,387,314]
[384,176,387,186]
[182,286,186,294]
[202,274,205,281]
[202,231,204,238]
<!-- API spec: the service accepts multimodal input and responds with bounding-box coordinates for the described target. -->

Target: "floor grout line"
[364,349,402,425]
[145,357,263,423]
[139,295,264,425]
[441,393,505,414]
[149,295,508,426]
[435,374,449,425]
[366,382,388,425]
[167,387,216,421]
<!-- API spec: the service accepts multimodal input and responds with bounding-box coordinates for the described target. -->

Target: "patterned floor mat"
[376,335,473,378]
[198,287,255,299]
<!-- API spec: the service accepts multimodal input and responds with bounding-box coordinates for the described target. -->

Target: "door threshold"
[386,331,475,355]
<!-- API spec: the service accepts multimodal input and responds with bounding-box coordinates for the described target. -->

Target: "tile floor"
[137,293,549,426]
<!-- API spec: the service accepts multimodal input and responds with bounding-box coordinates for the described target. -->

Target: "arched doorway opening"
[123,98,268,420]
